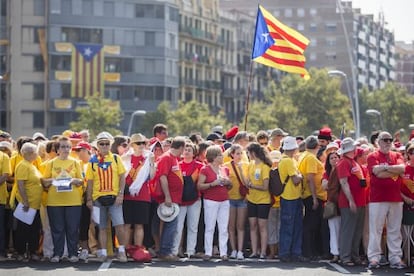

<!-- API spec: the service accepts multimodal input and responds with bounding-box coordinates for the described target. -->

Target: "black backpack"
[268,168,290,196]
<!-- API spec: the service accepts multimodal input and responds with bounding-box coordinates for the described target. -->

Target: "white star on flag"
[261,33,270,43]
[84,47,93,56]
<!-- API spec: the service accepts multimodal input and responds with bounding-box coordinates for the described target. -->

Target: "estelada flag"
[71,43,104,98]
[252,5,310,78]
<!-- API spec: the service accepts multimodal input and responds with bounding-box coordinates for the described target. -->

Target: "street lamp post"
[127,110,146,136]
[366,109,385,131]
[328,70,360,138]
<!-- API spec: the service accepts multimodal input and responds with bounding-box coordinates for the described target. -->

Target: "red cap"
[225,126,239,140]
[73,141,92,151]
[149,137,159,146]
[70,132,82,140]
[355,146,369,157]
[318,127,332,141]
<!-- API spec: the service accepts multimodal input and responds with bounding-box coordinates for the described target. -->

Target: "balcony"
[179,26,216,43]
[222,88,235,97]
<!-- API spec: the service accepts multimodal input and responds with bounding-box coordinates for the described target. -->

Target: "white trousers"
[172,199,202,256]
[328,216,341,255]
[203,199,230,257]
[367,202,403,264]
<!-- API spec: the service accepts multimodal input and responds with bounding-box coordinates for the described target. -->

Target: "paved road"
[0,257,413,275]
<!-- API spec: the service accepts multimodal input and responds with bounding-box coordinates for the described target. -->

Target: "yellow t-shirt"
[224,161,249,200]
[86,153,126,201]
[246,161,271,204]
[278,155,302,200]
[0,152,11,205]
[15,160,43,210]
[298,151,326,201]
[43,157,83,206]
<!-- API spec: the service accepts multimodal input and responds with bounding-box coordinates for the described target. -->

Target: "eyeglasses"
[98,142,110,146]
[120,143,128,148]
[134,141,146,146]
[59,145,72,149]
[408,151,414,155]
[381,138,393,143]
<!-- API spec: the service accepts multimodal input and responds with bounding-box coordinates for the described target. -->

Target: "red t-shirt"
[200,165,229,202]
[402,164,414,210]
[124,155,151,202]
[367,150,404,202]
[337,157,367,208]
[179,160,204,206]
[156,151,184,204]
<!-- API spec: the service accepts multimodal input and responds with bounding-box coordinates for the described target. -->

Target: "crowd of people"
[0,123,413,270]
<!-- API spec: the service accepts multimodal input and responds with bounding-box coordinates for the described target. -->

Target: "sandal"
[343,260,355,266]
[330,255,339,263]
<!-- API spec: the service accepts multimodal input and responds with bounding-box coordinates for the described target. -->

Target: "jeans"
[204,199,230,257]
[173,199,201,256]
[279,198,303,258]
[0,204,4,255]
[159,215,179,256]
[47,206,82,257]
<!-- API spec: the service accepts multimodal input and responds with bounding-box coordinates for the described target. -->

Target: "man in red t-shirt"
[336,138,367,265]
[366,132,406,269]
[157,136,185,261]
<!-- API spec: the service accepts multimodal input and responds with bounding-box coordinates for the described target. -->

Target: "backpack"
[268,168,290,196]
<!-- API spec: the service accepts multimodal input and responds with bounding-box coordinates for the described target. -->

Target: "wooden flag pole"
[243,62,254,131]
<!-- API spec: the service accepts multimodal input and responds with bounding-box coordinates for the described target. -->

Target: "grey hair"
[20,142,38,157]
[305,135,319,149]
[378,131,391,140]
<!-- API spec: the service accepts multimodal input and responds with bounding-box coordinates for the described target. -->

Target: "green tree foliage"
[359,83,414,137]
[70,93,123,137]
[242,68,353,137]
[138,102,170,137]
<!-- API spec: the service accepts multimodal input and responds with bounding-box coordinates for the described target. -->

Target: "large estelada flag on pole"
[252,5,310,78]
[71,43,104,98]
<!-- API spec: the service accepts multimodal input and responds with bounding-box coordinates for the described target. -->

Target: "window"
[124,30,134,46]
[310,38,317,47]
[61,28,102,43]
[326,38,336,46]
[169,33,176,49]
[144,59,155,74]
[145,32,155,47]
[61,83,71,98]
[155,5,164,19]
[33,111,44,128]
[123,59,133,72]
[310,8,317,16]
[325,23,337,32]
[105,86,120,100]
[136,4,164,18]
[51,55,71,70]
[169,7,179,22]
[33,0,45,16]
[33,84,44,100]
[284,9,292,17]
[309,23,317,32]
[297,8,305,17]
[104,1,114,16]
[33,55,44,71]
[310,53,317,61]
[297,23,304,31]
[61,0,72,15]
[0,0,6,16]
[50,112,65,126]
[82,0,93,15]
[155,87,164,100]
[105,58,121,72]
[325,52,337,60]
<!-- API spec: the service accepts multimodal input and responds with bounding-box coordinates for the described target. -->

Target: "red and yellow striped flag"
[252,5,310,78]
[71,43,104,98]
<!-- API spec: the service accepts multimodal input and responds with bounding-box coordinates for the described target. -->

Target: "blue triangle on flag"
[74,43,103,62]
[251,7,275,59]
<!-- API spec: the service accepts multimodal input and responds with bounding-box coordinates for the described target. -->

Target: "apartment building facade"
[395,41,414,94]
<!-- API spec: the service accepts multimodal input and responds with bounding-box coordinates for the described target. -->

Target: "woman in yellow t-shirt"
[245,143,272,259]
[14,142,43,261]
[224,144,249,260]
[41,136,83,263]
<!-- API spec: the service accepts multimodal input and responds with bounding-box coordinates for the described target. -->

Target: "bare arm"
[86,179,93,209]
[115,173,125,205]
[373,164,405,178]
[307,173,319,209]
[17,180,29,211]
[160,175,172,206]
[197,173,220,191]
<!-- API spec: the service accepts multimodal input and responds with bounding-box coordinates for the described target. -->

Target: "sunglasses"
[120,143,128,148]
[59,145,72,149]
[134,141,146,146]
[381,138,393,143]
[98,142,110,146]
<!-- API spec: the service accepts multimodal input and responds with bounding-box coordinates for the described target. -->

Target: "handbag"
[97,195,116,206]
[182,162,198,202]
[231,161,248,198]
[323,201,338,219]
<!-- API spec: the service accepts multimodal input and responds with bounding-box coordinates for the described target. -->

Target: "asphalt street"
[0,257,413,276]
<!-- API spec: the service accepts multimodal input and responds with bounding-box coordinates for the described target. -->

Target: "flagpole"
[243,62,254,131]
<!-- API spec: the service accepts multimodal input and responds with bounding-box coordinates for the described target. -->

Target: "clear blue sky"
[351,0,411,42]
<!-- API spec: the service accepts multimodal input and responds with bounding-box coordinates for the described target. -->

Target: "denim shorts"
[229,199,247,208]
[94,200,124,228]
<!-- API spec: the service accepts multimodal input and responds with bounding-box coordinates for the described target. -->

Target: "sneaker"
[69,256,79,263]
[40,256,50,262]
[98,254,107,262]
[379,255,389,266]
[221,255,229,261]
[248,253,258,259]
[16,254,25,261]
[159,254,179,262]
[79,249,88,261]
[230,250,237,259]
[30,254,41,261]
[50,256,60,263]
[368,260,380,269]
[237,251,244,260]
[202,255,211,261]
[117,251,127,263]
[390,261,407,269]
[259,254,266,260]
